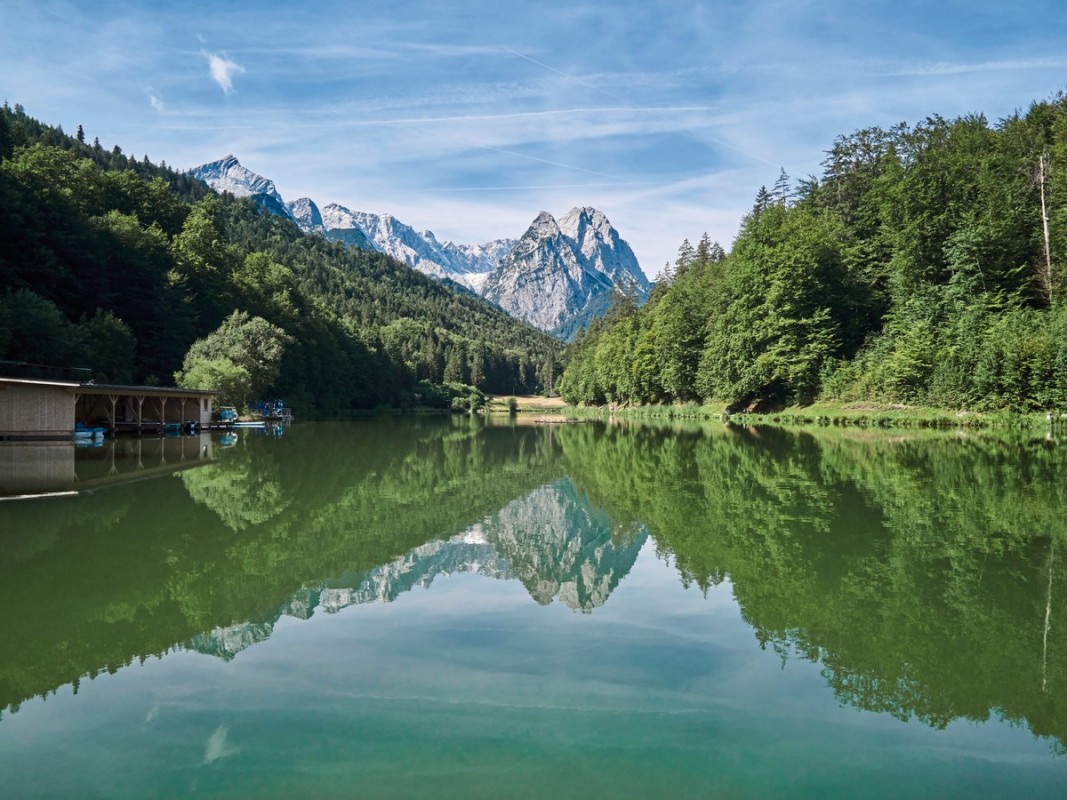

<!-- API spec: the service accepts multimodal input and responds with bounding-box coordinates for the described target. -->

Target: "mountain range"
[189,155,649,338]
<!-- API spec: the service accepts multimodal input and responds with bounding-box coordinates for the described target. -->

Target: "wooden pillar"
[107,395,118,434]
[157,396,167,428]
[135,395,145,436]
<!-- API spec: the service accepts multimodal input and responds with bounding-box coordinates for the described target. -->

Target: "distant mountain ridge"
[188,155,648,338]
[188,157,514,286]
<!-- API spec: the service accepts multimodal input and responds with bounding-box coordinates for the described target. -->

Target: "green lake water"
[1,417,1066,798]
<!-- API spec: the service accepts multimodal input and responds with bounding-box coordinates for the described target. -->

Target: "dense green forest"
[0,104,561,413]
[560,93,1067,412]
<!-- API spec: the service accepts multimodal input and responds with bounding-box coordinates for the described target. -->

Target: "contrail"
[478,145,627,181]
[501,47,630,105]
[431,181,658,193]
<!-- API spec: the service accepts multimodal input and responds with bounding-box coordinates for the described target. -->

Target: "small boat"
[74,422,107,440]
[232,421,266,429]
[162,421,199,435]
[217,407,239,423]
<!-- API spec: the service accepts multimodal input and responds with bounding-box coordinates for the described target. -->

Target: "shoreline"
[548,401,1061,431]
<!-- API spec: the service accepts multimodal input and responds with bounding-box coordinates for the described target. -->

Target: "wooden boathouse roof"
[2,366,223,439]
[0,376,221,396]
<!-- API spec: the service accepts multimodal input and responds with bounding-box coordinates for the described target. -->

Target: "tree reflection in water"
[1,417,1065,754]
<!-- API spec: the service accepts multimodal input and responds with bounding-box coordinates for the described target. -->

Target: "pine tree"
[772,168,791,205]
[675,239,695,278]
[0,110,12,161]
[752,186,772,215]
[695,232,713,265]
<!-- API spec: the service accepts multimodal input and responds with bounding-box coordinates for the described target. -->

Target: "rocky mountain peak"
[286,197,324,234]
[188,156,645,335]
[531,210,561,235]
[483,206,648,340]
[188,155,284,208]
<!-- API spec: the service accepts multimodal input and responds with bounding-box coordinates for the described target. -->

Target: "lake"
[1,417,1065,798]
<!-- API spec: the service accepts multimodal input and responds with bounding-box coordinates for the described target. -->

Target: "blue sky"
[3,0,1067,277]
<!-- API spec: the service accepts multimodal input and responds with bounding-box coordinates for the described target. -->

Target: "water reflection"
[1,417,1066,760]
[0,418,562,715]
[189,476,647,660]
[0,435,217,498]
[558,422,1067,749]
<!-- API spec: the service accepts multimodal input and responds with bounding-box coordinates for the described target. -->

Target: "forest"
[0,104,561,414]
[560,93,1067,412]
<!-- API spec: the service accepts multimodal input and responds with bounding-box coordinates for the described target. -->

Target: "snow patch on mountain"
[319,205,514,286]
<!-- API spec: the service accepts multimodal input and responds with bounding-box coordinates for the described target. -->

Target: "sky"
[2,0,1067,278]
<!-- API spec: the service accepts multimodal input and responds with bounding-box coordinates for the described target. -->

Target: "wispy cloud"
[477,145,628,181]
[201,51,244,95]
[502,47,630,104]
[146,88,164,112]
[883,58,1067,77]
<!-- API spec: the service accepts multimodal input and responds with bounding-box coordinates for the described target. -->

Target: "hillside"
[560,93,1067,413]
[0,104,562,413]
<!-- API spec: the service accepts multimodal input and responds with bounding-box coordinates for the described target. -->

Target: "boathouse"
[0,375,220,439]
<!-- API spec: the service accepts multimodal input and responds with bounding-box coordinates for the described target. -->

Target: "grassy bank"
[556,400,1056,431]
[484,395,567,414]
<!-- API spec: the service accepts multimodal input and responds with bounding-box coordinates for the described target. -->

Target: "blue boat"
[74,422,107,440]
[217,407,239,423]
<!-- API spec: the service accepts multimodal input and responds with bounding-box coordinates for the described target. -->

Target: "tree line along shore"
[558,93,1067,421]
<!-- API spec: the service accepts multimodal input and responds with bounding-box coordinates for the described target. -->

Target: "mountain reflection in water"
[1,416,1066,761]
[190,477,646,660]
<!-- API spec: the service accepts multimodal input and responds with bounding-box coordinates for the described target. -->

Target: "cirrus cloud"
[201,50,244,95]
